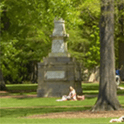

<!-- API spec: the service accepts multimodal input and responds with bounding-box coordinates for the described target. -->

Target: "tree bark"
[92,0,121,111]
[0,69,7,91]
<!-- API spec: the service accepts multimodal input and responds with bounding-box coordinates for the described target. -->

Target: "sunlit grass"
[0,83,124,124]
[0,97,97,108]
[0,118,112,124]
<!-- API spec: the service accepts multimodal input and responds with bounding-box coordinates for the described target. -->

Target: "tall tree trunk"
[92,0,121,111]
[0,69,7,91]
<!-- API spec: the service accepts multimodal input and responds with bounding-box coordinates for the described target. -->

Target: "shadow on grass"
[1,83,123,97]
[85,96,98,99]
[82,83,124,95]
[0,106,91,118]
[82,83,99,96]
[6,85,37,93]
[82,84,99,91]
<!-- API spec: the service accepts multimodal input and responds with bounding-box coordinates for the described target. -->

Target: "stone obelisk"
[37,18,82,97]
[49,18,69,57]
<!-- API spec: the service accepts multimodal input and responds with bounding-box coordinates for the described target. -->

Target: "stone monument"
[37,18,82,97]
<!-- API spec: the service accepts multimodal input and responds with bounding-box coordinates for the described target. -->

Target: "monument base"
[37,56,82,97]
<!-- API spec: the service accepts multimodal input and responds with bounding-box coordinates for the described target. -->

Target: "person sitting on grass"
[56,86,85,101]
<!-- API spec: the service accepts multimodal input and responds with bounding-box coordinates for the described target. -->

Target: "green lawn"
[82,82,124,95]
[1,82,124,96]
[0,82,124,124]
[6,84,38,91]
[0,118,113,124]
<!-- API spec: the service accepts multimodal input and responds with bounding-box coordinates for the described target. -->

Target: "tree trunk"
[0,69,7,91]
[92,0,121,111]
[30,61,38,83]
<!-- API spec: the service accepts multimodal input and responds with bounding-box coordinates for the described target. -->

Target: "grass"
[1,81,124,96]
[0,118,113,124]
[0,96,123,118]
[6,84,38,91]
[0,82,124,124]
[0,96,97,108]
[0,84,38,96]
[1,106,91,118]
[82,82,124,95]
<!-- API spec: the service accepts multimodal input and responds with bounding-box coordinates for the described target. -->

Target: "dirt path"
[27,110,124,119]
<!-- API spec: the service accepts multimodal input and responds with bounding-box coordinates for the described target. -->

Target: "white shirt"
[68,89,77,100]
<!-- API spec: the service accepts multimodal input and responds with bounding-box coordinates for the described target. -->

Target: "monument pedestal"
[37,57,82,97]
[37,18,82,97]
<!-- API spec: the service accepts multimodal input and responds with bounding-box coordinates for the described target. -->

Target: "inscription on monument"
[45,71,65,79]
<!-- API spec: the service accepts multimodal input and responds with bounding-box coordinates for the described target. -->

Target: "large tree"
[92,0,121,111]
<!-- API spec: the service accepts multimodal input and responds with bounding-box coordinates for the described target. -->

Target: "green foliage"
[85,26,100,68]
[67,0,100,70]
[68,0,123,70]
[114,1,124,68]
[0,0,79,83]
[1,0,123,83]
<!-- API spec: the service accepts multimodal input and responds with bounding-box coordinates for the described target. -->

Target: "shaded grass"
[0,84,37,96]
[0,106,91,118]
[6,84,37,92]
[82,83,99,95]
[1,82,123,97]
[6,84,38,90]
[82,82,124,95]
[0,92,37,96]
